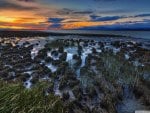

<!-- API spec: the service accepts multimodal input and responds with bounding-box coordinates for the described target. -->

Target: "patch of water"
[68,90,76,100]
[133,61,144,67]
[81,53,87,67]
[24,71,33,75]
[47,51,60,60]
[66,53,73,62]
[46,63,57,72]
[116,85,146,113]
[31,45,44,59]
[24,76,32,89]
[113,47,120,54]
[54,80,62,97]
[125,53,130,60]
[64,47,78,54]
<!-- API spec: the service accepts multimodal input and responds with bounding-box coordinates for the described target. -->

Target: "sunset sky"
[0,0,150,30]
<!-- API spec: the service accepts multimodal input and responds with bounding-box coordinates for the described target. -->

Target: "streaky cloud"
[0,0,38,10]
[57,8,93,15]
[90,15,123,21]
[18,0,35,2]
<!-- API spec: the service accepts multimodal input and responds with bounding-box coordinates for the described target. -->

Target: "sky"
[0,0,150,30]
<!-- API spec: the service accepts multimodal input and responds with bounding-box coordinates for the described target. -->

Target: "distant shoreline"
[0,30,129,38]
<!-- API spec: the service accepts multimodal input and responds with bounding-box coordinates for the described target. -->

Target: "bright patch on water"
[66,53,73,62]
[46,63,57,72]
[125,54,130,60]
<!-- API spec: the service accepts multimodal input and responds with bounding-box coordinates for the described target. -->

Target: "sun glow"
[0,16,17,23]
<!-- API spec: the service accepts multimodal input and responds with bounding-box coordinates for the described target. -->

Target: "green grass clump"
[0,80,66,113]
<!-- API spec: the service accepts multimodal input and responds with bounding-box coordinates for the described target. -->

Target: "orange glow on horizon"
[62,21,114,29]
[0,25,24,29]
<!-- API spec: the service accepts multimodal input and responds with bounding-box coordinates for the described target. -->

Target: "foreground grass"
[0,80,65,113]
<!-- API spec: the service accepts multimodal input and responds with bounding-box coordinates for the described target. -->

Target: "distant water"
[48,30,150,40]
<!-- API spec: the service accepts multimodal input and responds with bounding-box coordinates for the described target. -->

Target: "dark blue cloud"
[48,23,62,29]
[48,18,64,29]
[48,18,65,23]
[135,13,150,17]
[73,11,93,14]
[90,15,123,21]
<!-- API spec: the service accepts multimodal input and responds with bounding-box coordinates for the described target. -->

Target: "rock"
[87,87,97,98]
[92,107,108,113]
[45,56,53,63]
[73,54,78,59]
[59,52,67,61]
[59,79,66,90]
[72,86,83,98]
[133,84,150,106]
[30,77,39,84]
[58,46,64,53]
[100,94,117,113]
[62,92,70,100]
[52,60,61,66]
[111,41,121,48]
[92,47,97,54]
[68,80,80,88]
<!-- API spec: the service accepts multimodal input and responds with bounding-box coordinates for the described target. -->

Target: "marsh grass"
[99,52,141,85]
[0,80,66,113]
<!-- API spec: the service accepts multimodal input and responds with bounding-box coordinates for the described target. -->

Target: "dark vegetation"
[0,30,127,38]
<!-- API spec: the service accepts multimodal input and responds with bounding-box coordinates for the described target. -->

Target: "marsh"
[0,31,149,113]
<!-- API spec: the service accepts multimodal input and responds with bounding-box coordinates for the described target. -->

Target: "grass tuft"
[0,80,66,113]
